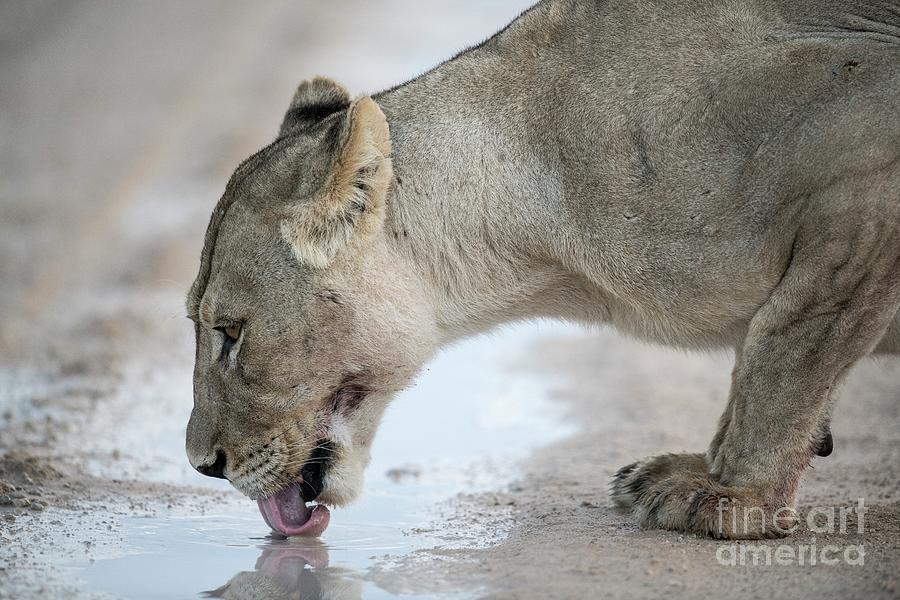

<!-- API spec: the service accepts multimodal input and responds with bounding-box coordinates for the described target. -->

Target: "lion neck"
[375,85,604,344]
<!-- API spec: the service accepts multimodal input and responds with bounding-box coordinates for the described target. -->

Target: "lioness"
[185,0,900,540]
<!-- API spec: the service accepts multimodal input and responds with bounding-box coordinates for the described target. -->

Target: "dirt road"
[1,2,898,599]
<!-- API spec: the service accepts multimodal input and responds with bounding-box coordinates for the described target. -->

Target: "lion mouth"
[257,484,330,537]
[257,440,335,537]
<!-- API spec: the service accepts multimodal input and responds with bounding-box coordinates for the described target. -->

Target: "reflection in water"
[205,541,362,600]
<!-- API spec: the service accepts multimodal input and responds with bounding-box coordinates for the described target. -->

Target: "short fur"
[186,0,900,539]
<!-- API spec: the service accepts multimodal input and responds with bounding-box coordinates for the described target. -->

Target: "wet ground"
[2,321,574,599]
[2,2,900,599]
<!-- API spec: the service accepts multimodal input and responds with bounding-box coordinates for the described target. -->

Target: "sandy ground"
[378,337,900,599]
[1,1,899,599]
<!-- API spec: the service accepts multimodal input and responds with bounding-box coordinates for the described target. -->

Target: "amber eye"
[224,324,242,341]
[216,323,242,357]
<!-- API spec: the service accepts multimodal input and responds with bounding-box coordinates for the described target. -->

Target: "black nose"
[196,450,228,479]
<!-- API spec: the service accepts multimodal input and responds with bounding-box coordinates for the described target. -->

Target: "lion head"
[184,78,437,535]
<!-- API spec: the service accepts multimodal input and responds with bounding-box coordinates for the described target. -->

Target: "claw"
[815,427,834,457]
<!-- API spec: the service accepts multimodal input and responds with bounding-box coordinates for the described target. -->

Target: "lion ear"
[281,96,393,268]
[279,77,351,136]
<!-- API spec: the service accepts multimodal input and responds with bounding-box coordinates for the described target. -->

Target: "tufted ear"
[281,96,393,268]
[279,77,351,136]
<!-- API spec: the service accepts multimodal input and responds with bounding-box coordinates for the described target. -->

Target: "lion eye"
[216,323,242,358]
[224,324,242,341]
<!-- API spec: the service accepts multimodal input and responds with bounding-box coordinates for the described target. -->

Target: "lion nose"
[195,450,228,480]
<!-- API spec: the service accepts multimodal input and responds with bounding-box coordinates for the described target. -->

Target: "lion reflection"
[204,541,361,600]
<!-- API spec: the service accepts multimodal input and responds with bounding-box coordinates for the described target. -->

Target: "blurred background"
[0,0,537,367]
[0,0,539,479]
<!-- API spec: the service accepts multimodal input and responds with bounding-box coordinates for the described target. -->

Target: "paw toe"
[610,459,653,510]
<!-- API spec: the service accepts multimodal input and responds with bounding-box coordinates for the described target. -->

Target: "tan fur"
[186,0,900,538]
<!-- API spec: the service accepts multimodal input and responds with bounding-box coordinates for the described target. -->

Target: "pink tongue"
[257,484,330,537]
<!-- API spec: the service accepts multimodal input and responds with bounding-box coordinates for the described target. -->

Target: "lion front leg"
[612,180,900,539]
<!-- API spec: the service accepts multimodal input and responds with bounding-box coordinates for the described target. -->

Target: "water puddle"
[59,323,580,599]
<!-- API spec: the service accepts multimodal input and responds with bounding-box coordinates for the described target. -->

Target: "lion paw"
[610,453,795,539]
